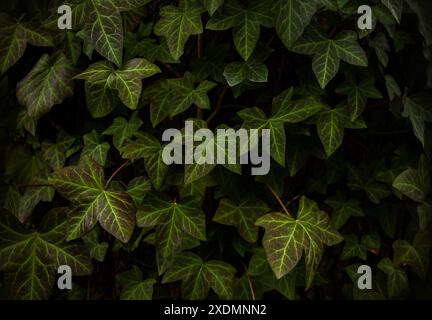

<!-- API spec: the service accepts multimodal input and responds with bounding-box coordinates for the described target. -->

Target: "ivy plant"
[0,0,432,300]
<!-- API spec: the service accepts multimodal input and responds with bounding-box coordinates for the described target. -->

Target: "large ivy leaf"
[393,231,430,279]
[16,53,75,119]
[393,155,430,203]
[255,196,343,287]
[137,195,206,257]
[50,156,136,243]
[0,209,92,299]
[239,88,324,165]
[273,0,319,49]
[336,78,382,120]
[0,15,53,74]
[75,58,160,114]
[206,0,273,61]
[116,265,156,300]
[83,0,124,66]
[293,26,368,88]
[121,132,168,190]
[154,0,205,60]
[162,252,236,299]
[223,59,268,86]
[213,196,269,243]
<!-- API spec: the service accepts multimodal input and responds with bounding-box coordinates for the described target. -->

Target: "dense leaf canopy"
[0,0,431,300]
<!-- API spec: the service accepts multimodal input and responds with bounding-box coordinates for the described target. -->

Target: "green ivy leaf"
[223,59,268,86]
[378,257,409,298]
[255,196,343,287]
[83,0,124,66]
[0,15,53,74]
[127,176,152,206]
[206,0,273,61]
[81,130,110,166]
[202,0,224,15]
[393,155,430,202]
[116,265,156,300]
[402,92,432,147]
[341,234,367,260]
[137,195,206,257]
[103,112,143,150]
[50,156,136,243]
[325,193,364,229]
[348,165,391,204]
[273,0,319,49]
[213,196,269,243]
[239,88,324,165]
[162,252,236,299]
[336,79,382,120]
[393,231,430,279]
[166,72,217,117]
[82,227,109,262]
[293,26,368,88]
[154,0,205,60]
[315,105,366,157]
[0,209,92,299]
[16,53,75,119]
[121,132,168,190]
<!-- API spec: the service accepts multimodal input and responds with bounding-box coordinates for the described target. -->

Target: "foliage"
[0,0,432,300]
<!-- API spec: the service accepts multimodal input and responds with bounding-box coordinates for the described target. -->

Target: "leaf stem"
[242,262,256,300]
[105,160,130,189]
[266,184,291,216]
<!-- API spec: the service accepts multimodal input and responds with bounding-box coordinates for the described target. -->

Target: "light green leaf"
[378,257,409,298]
[154,0,205,60]
[121,132,168,190]
[255,196,343,287]
[16,53,75,119]
[116,265,156,300]
[402,92,432,147]
[137,195,206,257]
[293,26,367,88]
[203,0,224,15]
[223,59,268,86]
[83,0,124,66]
[103,112,143,150]
[341,234,367,260]
[0,15,53,74]
[162,252,236,299]
[336,78,382,120]
[393,231,430,279]
[0,209,92,299]
[213,196,269,242]
[393,155,430,202]
[81,130,110,166]
[50,156,136,243]
[207,0,273,61]
[273,0,319,49]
